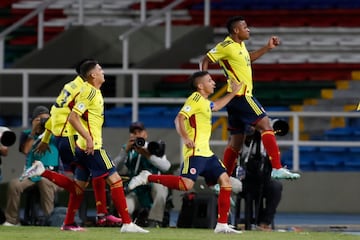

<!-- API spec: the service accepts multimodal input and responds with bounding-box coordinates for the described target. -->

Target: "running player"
[30,59,122,230]
[26,60,148,233]
[128,71,242,233]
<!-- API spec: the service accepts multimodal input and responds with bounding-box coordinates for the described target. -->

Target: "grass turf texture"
[0,227,359,240]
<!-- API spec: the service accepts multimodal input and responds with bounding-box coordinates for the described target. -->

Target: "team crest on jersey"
[77,102,85,111]
[190,168,197,175]
[209,48,217,53]
[184,105,191,112]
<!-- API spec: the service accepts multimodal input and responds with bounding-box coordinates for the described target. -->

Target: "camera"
[271,118,289,136]
[40,117,49,128]
[148,140,166,157]
[0,126,16,147]
[38,117,49,133]
[133,137,145,147]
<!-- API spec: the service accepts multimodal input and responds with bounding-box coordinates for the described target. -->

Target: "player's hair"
[75,58,96,75]
[189,71,209,91]
[226,16,245,34]
[79,60,98,80]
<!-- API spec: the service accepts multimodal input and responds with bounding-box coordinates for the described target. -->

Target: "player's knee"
[180,177,194,191]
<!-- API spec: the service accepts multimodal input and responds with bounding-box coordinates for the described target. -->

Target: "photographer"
[3,106,59,226]
[114,121,171,228]
[236,122,286,231]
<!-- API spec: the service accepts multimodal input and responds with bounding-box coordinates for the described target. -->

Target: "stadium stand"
[0,0,66,66]
[3,0,360,170]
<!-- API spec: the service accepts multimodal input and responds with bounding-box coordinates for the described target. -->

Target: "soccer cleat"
[128,170,151,190]
[271,168,300,179]
[96,214,123,227]
[20,160,45,180]
[120,222,149,233]
[61,223,86,231]
[214,223,242,234]
[2,221,20,226]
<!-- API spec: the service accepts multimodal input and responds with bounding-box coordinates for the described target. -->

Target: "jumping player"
[200,16,300,180]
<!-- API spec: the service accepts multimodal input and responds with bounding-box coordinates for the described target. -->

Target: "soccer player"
[29,59,122,230]
[27,60,148,233]
[200,16,300,180]
[128,71,242,233]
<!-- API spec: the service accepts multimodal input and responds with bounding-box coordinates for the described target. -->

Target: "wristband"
[27,134,36,139]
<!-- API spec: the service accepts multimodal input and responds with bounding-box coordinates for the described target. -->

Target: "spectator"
[114,121,171,227]
[3,106,59,226]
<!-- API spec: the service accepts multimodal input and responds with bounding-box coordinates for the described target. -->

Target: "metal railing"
[0,0,84,69]
[1,68,360,172]
[119,0,210,69]
[118,0,184,70]
[0,0,211,69]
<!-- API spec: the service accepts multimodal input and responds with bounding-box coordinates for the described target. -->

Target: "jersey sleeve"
[179,94,200,119]
[72,87,92,116]
[207,41,229,63]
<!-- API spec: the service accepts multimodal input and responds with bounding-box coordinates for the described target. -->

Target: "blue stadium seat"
[104,107,132,127]
[281,146,317,171]
[104,106,179,128]
[314,147,347,171]
[344,148,360,170]
[139,106,172,128]
[336,0,360,9]
[345,116,360,128]
[324,127,355,141]
[298,146,317,171]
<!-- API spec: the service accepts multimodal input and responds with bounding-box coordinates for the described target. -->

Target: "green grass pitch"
[0,226,359,240]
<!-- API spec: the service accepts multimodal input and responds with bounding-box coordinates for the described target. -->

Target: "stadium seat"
[324,127,355,141]
[104,107,132,127]
[282,147,317,171]
[344,148,360,170]
[314,147,347,170]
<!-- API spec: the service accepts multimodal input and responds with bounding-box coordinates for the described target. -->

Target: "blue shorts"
[75,148,117,179]
[180,155,226,186]
[226,95,268,135]
[55,136,77,172]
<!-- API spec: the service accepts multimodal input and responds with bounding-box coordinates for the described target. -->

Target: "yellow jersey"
[179,92,214,158]
[46,76,85,137]
[207,36,252,96]
[72,82,104,150]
